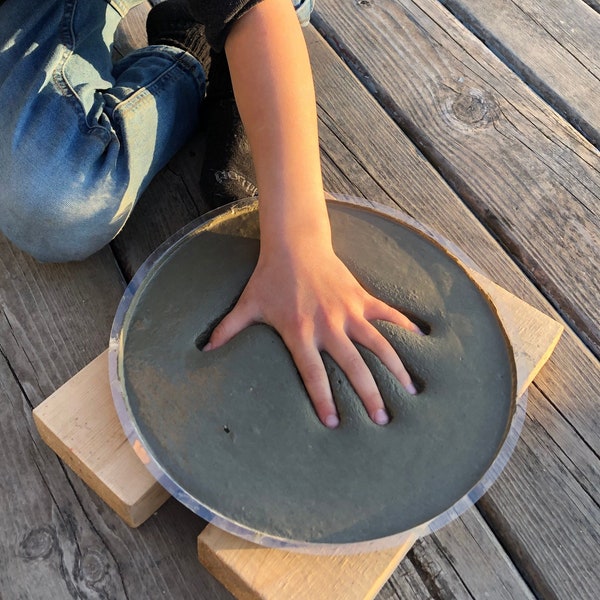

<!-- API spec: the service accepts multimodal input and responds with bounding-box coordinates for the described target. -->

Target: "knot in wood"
[80,549,110,584]
[17,526,56,560]
[440,83,500,131]
[356,0,372,7]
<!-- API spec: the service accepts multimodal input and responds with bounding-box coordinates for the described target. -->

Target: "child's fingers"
[284,337,339,428]
[326,336,389,426]
[366,296,423,335]
[203,299,256,351]
[350,321,417,395]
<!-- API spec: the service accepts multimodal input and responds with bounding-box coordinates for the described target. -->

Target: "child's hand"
[203,236,421,428]
[213,1,421,428]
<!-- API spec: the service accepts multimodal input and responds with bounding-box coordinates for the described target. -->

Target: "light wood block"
[33,351,170,527]
[33,269,562,598]
[197,525,425,600]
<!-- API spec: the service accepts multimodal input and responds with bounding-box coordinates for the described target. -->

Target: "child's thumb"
[203,301,256,351]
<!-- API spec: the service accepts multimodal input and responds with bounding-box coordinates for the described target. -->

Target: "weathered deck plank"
[0,241,128,599]
[313,0,600,360]
[438,0,600,146]
[582,0,600,13]
[310,21,600,455]
[307,26,600,598]
[410,509,536,600]
[382,561,437,600]
[478,390,600,598]
[0,352,119,600]
[381,506,539,600]
[0,243,123,396]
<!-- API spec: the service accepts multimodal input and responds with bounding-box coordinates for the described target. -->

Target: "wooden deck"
[1,0,598,598]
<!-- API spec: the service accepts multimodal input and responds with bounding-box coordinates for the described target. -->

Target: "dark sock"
[146,0,211,73]
[199,50,258,209]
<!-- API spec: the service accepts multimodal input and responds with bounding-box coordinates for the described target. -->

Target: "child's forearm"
[224,0,329,253]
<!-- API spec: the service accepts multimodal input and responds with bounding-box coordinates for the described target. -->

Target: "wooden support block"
[33,351,170,527]
[33,269,562,599]
[197,525,425,600]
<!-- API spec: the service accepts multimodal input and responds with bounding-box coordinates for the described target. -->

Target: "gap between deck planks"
[313,0,600,360]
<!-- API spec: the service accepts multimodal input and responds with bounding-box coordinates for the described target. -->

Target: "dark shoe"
[200,50,257,208]
[147,3,257,208]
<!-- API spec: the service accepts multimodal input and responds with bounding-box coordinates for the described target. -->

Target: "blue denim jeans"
[0,0,313,262]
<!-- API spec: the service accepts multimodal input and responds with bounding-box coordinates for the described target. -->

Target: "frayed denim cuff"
[294,0,314,26]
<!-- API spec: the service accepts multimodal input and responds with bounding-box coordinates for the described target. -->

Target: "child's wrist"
[257,184,330,245]
[260,205,332,254]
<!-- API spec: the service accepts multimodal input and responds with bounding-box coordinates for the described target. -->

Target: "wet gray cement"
[119,202,516,546]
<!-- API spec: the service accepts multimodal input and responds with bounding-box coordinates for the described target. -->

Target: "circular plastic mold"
[109,196,525,554]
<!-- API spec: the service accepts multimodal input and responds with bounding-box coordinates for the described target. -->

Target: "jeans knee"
[1,167,128,263]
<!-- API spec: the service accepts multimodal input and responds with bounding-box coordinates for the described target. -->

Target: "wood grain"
[583,0,600,12]
[0,239,131,598]
[581,0,600,14]
[0,344,129,599]
[438,0,600,146]
[478,389,600,600]
[410,508,536,600]
[0,234,232,599]
[313,0,600,359]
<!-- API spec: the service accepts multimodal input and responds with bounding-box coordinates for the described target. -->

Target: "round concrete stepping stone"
[112,199,516,551]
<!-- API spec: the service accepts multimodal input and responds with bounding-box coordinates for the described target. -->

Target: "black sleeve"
[185,0,265,52]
